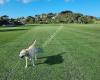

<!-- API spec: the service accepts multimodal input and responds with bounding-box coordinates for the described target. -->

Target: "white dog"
[19,40,37,68]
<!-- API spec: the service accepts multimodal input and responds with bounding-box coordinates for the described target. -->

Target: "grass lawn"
[0,24,100,80]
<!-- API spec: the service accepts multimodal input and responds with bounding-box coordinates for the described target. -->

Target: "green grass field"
[0,24,100,80]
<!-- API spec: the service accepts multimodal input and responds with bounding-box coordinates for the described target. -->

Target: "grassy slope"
[0,24,100,80]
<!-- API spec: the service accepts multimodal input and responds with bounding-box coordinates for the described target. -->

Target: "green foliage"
[25,16,35,24]
[0,10,96,25]
[0,15,24,26]
[32,11,96,24]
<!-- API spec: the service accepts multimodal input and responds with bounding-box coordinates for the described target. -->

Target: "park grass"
[0,24,100,80]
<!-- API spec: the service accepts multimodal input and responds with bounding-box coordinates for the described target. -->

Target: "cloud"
[0,0,9,4]
[0,0,5,4]
[64,0,72,2]
[0,0,52,4]
[20,0,33,3]
[19,0,40,3]
[19,0,51,4]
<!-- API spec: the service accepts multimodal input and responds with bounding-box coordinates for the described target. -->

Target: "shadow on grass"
[37,52,65,65]
[0,29,28,32]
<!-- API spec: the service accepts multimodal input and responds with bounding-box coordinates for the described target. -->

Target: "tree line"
[0,10,96,26]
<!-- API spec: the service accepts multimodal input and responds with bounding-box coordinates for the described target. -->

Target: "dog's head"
[19,49,28,58]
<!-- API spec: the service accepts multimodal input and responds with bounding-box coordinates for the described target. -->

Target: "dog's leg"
[31,53,35,67]
[32,58,35,67]
[25,57,28,68]
[35,53,37,61]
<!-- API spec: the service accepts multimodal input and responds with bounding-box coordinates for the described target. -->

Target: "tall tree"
[25,16,35,24]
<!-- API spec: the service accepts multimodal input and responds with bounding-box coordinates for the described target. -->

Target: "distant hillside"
[96,17,100,19]
[0,10,97,26]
